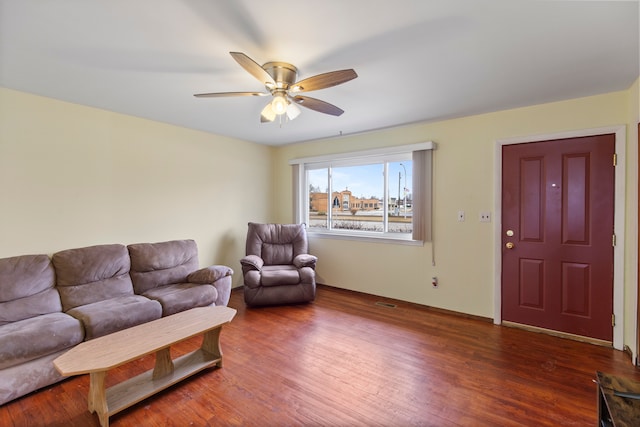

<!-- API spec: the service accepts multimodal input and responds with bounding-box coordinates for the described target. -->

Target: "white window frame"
[290,142,435,245]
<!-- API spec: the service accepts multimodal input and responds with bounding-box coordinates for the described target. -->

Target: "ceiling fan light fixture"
[271,93,288,115]
[286,102,301,120]
[260,103,276,122]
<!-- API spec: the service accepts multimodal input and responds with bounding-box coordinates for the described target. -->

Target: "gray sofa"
[0,239,233,405]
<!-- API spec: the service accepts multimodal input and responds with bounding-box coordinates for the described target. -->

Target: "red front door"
[501,134,615,341]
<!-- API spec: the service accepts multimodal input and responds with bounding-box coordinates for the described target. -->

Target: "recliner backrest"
[128,239,199,294]
[245,223,308,266]
[0,254,61,326]
[52,244,134,311]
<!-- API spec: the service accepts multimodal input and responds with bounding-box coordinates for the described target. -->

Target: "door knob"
[505,242,515,249]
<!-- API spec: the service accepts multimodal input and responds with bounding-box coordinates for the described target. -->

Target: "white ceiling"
[1,1,638,146]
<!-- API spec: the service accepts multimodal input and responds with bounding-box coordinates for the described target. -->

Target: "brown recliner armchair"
[241,222,317,307]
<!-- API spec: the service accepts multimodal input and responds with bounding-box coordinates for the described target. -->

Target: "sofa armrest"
[240,255,264,271]
[187,265,234,284]
[293,254,317,269]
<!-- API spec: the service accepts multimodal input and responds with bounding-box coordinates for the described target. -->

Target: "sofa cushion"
[0,288,63,326]
[261,265,300,287]
[143,283,217,316]
[0,254,55,301]
[52,244,135,311]
[0,254,62,326]
[0,312,84,369]
[67,295,162,340]
[128,240,199,294]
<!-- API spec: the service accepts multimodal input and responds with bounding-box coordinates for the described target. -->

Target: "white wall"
[0,87,273,285]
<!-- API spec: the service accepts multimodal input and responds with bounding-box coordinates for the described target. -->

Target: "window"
[290,142,435,243]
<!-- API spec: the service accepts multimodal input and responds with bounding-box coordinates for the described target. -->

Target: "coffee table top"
[54,306,236,375]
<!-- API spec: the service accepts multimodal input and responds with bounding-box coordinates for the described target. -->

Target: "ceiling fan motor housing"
[262,62,298,89]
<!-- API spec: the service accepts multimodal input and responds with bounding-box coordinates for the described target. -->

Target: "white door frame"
[493,125,626,351]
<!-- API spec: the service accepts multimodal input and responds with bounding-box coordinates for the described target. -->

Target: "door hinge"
[612,313,616,327]
[613,153,617,166]
[612,234,616,247]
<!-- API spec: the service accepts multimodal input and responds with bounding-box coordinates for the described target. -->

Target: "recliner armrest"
[187,265,234,284]
[293,254,317,269]
[240,255,264,271]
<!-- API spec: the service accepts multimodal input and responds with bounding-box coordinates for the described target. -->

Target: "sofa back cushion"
[246,223,308,266]
[0,254,61,326]
[128,240,199,294]
[52,244,134,311]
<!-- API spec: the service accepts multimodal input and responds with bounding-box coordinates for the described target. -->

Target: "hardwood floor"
[1,285,639,426]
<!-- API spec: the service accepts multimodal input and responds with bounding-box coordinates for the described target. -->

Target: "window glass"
[306,160,412,236]
[331,164,384,232]
[388,161,413,234]
[308,168,328,230]
[292,141,434,243]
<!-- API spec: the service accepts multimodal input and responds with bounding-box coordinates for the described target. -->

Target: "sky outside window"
[309,162,412,199]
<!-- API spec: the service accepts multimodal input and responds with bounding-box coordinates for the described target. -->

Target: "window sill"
[307,230,424,246]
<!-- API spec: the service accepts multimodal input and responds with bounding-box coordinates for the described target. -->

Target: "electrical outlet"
[479,211,491,222]
[432,276,438,288]
[457,210,465,222]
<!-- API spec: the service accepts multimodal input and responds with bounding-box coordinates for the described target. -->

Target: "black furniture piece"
[596,371,640,427]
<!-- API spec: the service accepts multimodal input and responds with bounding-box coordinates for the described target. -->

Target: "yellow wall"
[0,87,273,284]
[1,82,638,353]
[274,88,636,329]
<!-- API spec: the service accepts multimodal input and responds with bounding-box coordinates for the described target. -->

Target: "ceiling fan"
[194,52,358,123]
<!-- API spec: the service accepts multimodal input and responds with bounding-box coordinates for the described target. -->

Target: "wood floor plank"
[1,285,639,426]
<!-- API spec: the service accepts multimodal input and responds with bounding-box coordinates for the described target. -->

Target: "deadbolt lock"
[506,230,514,237]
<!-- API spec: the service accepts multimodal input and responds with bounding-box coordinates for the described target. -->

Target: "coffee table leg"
[201,327,223,367]
[153,347,175,379]
[88,371,109,427]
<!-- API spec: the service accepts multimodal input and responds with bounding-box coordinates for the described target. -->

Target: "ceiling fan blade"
[291,96,345,116]
[289,69,357,93]
[230,52,276,87]
[194,91,268,98]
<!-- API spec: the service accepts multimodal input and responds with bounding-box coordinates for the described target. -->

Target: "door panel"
[521,157,544,241]
[561,262,589,316]
[502,135,615,341]
[519,259,543,308]
[563,154,589,243]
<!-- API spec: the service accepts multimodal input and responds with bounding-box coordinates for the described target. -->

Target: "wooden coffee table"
[54,306,236,427]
